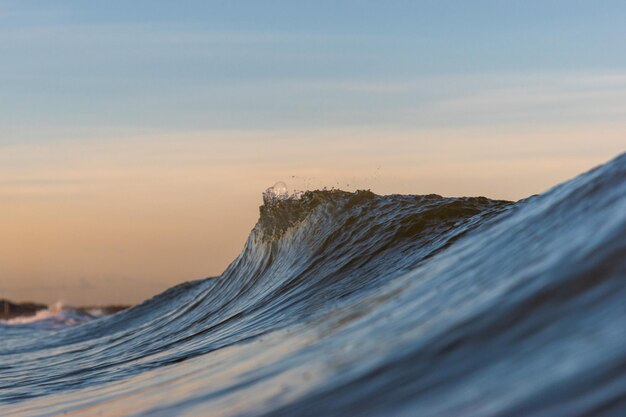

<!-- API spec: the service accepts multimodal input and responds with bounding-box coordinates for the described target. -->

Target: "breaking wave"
[1,303,109,329]
[1,153,625,417]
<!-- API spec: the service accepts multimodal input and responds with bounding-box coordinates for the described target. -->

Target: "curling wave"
[1,153,625,417]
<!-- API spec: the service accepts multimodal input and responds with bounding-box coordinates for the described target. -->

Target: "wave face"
[1,154,625,417]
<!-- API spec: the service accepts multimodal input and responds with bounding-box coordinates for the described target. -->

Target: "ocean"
[1,153,625,416]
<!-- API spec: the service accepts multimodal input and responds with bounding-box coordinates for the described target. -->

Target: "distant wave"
[0,302,114,330]
[1,153,625,417]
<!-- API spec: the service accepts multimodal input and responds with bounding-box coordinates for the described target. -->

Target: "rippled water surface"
[1,154,625,416]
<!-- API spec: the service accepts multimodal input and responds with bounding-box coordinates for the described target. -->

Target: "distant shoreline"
[0,299,130,320]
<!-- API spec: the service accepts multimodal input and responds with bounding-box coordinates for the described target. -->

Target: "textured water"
[1,154,625,417]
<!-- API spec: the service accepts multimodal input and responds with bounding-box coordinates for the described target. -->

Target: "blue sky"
[2,1,626,141]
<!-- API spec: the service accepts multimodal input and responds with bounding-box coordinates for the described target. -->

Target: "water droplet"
[263,181,290,205]
[271,181,288,197]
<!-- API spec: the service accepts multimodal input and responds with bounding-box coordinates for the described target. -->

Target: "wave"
[0,153,625,416]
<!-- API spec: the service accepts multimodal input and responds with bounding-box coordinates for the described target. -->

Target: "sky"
[1,1,625,305]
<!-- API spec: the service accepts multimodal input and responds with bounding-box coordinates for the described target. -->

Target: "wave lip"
[0,153,625,416]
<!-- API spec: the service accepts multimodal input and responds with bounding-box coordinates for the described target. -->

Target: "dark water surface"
[1,154,625,416]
